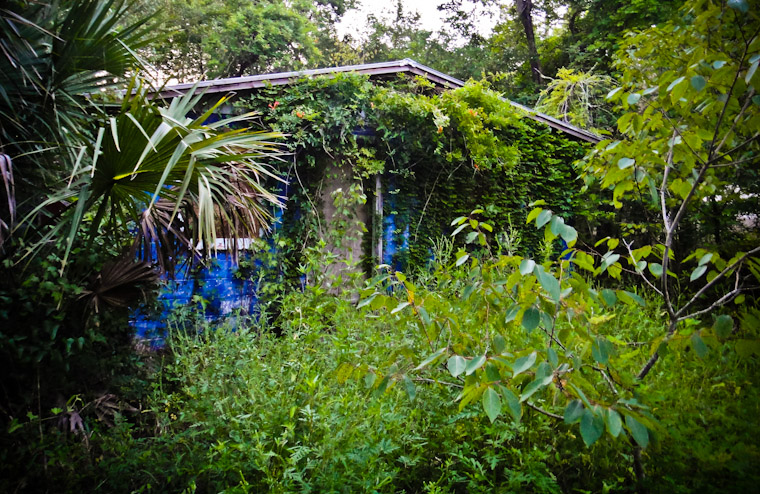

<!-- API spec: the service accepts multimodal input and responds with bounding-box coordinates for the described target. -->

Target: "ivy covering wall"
[233,73,590,275]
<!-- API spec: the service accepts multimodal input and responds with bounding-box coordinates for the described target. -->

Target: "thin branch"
[713,87,755,157]
[623,239,663,296]
[675,244,760,318]
[412,377,463,389]
[526,402,563,420]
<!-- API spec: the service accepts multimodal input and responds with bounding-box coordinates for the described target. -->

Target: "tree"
[145,0,354,80]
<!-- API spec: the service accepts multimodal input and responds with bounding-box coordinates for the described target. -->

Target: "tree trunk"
[515,0,542,85]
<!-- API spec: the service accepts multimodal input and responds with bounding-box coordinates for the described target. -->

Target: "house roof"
[158,59,601,144]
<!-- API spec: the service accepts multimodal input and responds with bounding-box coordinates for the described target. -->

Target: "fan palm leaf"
[25,77,285,271]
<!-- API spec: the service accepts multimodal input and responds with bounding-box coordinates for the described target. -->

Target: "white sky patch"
[336,0,498,43]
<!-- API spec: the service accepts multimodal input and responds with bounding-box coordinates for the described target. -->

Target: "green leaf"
[547,347,558,368]
[414,347,447,370]
[455,253,470,267]
[648,262,663,277]
[519,259,536,275]
[698,253,713,266]
[728,0,749,13]
[713,60,726,69]
[605,409,623,438]
[465,355,487,375]
[505,305,520,323]
[482,387,502,423]
[391,301,410,314]
[691,332,708,358]
[667,76,685,92]
[746,61,758,85]
[560,224,578,245]
[536,210,552,228]
[564,400,584,424]
[580,408,604,447]
[690,75,707,91]
[625,415,649,449]
[403,375,416,401]
[627,93,641,105]
[493,334,507,354]
[617,157,635,169]
[520,372,553,402]
[592,336,611,365]
[448,355,466,377]
[601,289,617,307]
[535,267,561,303]
[526,207,542,224]
[485,362,502,382]
[512,351,537,378]
[500,386,522,422]
[521,307,540,331]
[713,315,733,339]
[690,264,708,282]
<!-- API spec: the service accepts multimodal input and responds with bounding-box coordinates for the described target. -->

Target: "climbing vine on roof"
[234,74,591,270]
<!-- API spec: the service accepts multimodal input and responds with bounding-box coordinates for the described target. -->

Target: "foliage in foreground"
[2,278,757,493]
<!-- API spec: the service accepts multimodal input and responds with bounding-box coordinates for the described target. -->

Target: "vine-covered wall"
[232,73,590,277]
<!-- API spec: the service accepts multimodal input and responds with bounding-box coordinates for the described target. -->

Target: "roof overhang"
[158,59,601,144]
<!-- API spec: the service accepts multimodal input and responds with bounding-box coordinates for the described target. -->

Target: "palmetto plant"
[36,77,285,272]
[1,0,284,300]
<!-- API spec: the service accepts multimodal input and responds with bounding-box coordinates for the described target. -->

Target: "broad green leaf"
[728,0,749,13]
[493,334,507,354]
[500,386,522,423]
[512,351,537,378]
[691,332,708,358]
[536,210,552,228]
[580,408,604,447]
[391,301,410,314]
[592,336,611,365]
[465,355,487,375]
[667,76,685,92]
[713,315,733,339]
[690,75,706,91]
[648,262,663,277]
[618,290,645,306]
[698,253,713,266]
[547,347,558,368]
[485,362,502,382]
[625,415,649,449]
[627,93,641,105]
[505,305,520,323]
[520,373,553,402]
[713,60,726,69]
[535,267,561,303]
[605,409,623,438]
[617,157,635,169]
[450,216,467,226]
[448,355,466,377]
[522,307,540,331]
[564,400,584,424]
[519,259,536,275]
[526,207,542,224]
[560,224,578,244]
[550,215,565,235]
[403,375,416,401]
[601,289,617,307]
[745,61,757,84]
[455,253,470,267]
[414,347,447,370]
[482,387,502,423]
[690,264,708,282]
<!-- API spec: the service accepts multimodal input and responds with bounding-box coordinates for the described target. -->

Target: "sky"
[336,0,499,41]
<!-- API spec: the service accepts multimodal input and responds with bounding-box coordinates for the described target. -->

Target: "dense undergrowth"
[3,259,757,493]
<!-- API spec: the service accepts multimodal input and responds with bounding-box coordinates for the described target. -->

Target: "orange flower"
[296,111,304,118]
[437,126,443,133]
[268,101,280,110]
